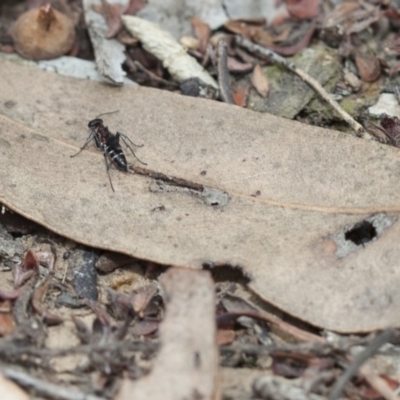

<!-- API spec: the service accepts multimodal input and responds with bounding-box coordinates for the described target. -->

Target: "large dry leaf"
[1,60,400,333]
[117,268,218,400]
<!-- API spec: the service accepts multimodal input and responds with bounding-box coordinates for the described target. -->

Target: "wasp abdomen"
[99,143,127,171]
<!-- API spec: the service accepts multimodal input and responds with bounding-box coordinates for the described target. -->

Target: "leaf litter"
[3,0,400,399]
[2,56,400,398]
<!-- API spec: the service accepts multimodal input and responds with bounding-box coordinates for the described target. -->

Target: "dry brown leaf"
[217,329,235,346]
[116,268,218,400]
[191,16,210,54]
[0,301,15,336]
[251,64,269,98]
[2,61,400,333]
[232,83,250,106]
[224,19,265,40]
[355,52,381,82]
[131,283,158,315]
[227,56,253,73]
[269,21,316,56]
[284,0,319,19]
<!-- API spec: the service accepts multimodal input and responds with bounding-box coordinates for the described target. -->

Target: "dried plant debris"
[122,15,218,89]
[10,3,76,60]
[1,214,400,400]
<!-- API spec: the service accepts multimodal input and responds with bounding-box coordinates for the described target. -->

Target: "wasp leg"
[71,132,95,158]
[103,153,115,192]
[117,132,147,165]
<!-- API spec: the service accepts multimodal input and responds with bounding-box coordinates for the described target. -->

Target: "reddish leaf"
[131,318,159,336]
[224,19,266,40]
[22,250,40,271]
[0,300,15,336]
[251,64,269,98]
[231,84,250,107]
[0,282,31,301]
[356,375,400,399]
[355,52,381,82]
[191,17,210,54]
[31,277,63,325]
[227,56,253,73]
[284,0,320,19]
[216,329,235,346]
[269,22,316,56]
[272,355,309,378]
[94,0,125,39]
[124,0,146,15]
[131,283,158,317]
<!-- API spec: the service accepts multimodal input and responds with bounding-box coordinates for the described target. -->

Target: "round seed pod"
[10,3,75,60]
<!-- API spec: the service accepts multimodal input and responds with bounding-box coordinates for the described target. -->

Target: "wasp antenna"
[94,110,120,119]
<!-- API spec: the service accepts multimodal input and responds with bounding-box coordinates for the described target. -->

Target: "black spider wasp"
[71,111,146,191]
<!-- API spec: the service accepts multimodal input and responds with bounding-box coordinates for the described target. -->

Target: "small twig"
[328,329,395,400]
[129,165,204,191]
[0,340,158,362]
[1,367,105,400]
[125,57,179,89]
[217,39,235,104]
[236,35,371,139]
[394,85,400,105]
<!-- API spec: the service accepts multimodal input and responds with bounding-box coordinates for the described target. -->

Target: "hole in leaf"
[345,220,377,246]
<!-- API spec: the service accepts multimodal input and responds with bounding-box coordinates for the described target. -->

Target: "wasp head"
[88,118,103,129]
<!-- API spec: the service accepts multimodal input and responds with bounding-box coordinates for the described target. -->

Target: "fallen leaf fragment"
[355,52,381,82]
[31,276,63,325]
[3,62,400,333]
[227,56,253,73]
[0,300,15,336]
[224,18,266,40]
[232,83,250,106]
[284,0,319,19]
[131,283,158,316]
[10,4,75,60]
[191,16,210,54]
[93,0,125,39]
[251,64,270,98]
[217,329,236,346]
[269,21,316,56]
[116,268,219,400]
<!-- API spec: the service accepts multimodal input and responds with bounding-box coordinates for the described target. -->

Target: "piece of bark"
[122,15,218,88]
[116,268,219,400]
[83,0,128,85]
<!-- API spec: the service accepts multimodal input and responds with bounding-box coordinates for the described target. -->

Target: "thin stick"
[1,367,105,400]
[328,329,394,400]
[217,39,235,104]
[125,57,179,89]
[236,35,371,139]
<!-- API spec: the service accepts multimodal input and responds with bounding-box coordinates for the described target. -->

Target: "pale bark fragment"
[122,15,219,88]
[116,268,219,400]
[83,0,128,85]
